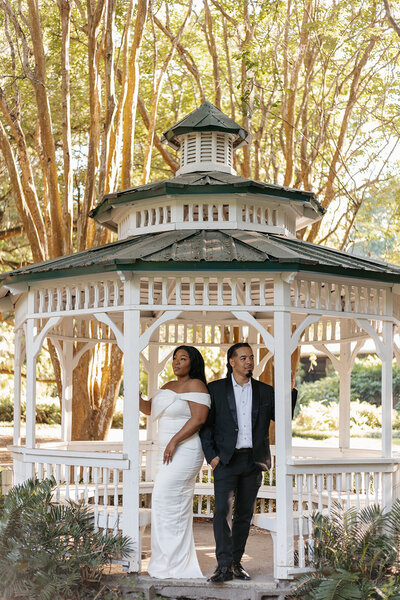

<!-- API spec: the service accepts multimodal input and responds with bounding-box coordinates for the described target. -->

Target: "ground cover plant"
[0,477,132,599]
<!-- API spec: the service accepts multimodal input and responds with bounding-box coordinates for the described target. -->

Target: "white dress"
[147,389,211,579]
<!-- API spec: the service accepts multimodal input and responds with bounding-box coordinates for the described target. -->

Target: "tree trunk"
[58,0,73,255]
[27,0,64,258]
[0,120,45,262]
[141,0,193,184]
[121,0,149,189]
[204,0,221,109]
[77,0,105,251]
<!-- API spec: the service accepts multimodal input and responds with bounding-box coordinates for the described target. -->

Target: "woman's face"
[172,349,191,378]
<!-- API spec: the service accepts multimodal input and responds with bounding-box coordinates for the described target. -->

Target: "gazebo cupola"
[91,101,324,241]
[161,100,250,176]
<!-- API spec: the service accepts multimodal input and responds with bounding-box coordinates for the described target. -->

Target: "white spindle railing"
[287,459,397,570]
[9,442,400,578]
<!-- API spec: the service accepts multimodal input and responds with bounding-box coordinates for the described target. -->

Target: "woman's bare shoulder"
[185,379,209,393]
[161,381,178,391]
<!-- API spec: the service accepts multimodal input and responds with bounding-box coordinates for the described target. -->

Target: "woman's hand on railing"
[139,392,152,415]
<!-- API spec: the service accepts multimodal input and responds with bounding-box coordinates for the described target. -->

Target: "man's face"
[229,346,254,380]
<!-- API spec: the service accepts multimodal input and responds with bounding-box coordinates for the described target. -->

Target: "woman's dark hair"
[226,342,252,375]
[173,345,207,385]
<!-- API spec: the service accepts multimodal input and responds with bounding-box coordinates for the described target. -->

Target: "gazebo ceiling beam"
[289,315,320,355]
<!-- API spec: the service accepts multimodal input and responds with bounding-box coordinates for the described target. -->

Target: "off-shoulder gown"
[147,389,211,579]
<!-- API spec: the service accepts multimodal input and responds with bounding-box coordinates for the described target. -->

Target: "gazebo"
[2,101,400,581]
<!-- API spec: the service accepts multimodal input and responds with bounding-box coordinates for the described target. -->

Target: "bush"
[0,397,23,422]
[292,502,400,599]
[292,400,396,438]
[0,398,61,425]
[297,376,339,410]
[35,403,61,425]
[298,357,400,409]
[111,411,123,429]
[0,477,132,599]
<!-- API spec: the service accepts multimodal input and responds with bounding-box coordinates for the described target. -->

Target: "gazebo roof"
[161,100,251,150]
[2,230,400,285]
[90,170,323,231]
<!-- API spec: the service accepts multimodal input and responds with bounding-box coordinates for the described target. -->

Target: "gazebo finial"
[161,101,251,176]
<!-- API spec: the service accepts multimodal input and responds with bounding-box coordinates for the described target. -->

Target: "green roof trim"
[3,261,400,286]
[161,101,250,150]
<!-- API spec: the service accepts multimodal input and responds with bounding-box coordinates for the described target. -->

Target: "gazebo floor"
[122,521,295,600]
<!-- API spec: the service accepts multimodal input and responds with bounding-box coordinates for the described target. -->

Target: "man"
[199,342,297,583]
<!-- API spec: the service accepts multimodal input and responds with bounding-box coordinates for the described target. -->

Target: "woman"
[139,345,210,579]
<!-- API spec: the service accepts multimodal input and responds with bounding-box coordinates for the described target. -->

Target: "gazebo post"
[146,340,160,481]
[13,328,24,446]
[25,293,37,455]
[382,291,393,462]
[382,300,394,508]
[273,276,294,580]
[122,276,141,572]
[61,319,73,443]
[339,321,351,451]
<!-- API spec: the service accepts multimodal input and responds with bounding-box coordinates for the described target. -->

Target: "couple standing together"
[140,343,296,582]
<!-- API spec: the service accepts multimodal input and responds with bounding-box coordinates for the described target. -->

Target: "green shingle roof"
[161,101,250,149]
[2,230,400,285]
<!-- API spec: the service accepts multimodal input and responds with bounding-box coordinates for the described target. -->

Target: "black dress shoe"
[207,566,233,583]
[232,561,251,580]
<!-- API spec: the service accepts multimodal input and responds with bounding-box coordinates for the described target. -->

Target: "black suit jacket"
[199,376,297,471]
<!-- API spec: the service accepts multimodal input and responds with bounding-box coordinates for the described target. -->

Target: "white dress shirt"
[231,374,253,449]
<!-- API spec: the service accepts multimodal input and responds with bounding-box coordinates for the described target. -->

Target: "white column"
[273,276,294,580]
[382,289,393,509]
[382,332,393,457]
[123,276,141,572]
[339,321,351,450]
[13,328,24,446]
[25,296,37,451]
[61,320,73,442]
[146,341,159,481]
[24,291,37,479]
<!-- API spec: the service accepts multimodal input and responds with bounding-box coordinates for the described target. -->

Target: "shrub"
[0,398,61,425]
[292,400,395,438]
[0,397,23,422]
[111,411,123,429]
[292,502,400,599]
[297,357,400,410]
[0,477,132,599]
[35,403,61,425]
[297,376,340,409]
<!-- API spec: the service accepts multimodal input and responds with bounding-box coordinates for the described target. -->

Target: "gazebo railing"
[9,443,400,576]
[285,459,397,572]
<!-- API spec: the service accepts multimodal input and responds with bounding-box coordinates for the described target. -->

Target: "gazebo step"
[126,575,294,600]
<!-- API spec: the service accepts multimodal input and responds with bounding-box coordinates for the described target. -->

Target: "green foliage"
[0,397,61,425]
[297,376,340,409]
[0,396,17,422]
[293,399,400,439]
[111,410,123,429]
[292,502,400,600]
[0,477,132,600]
[35,402,61,425]
[298,358,400,408]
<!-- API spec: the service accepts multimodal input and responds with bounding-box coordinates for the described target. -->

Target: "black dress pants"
[212,450,262,567]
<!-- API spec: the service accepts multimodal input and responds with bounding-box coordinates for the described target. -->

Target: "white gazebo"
[2,101,400,581]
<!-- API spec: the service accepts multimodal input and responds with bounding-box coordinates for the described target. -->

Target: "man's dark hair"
[226,342,252,375]
[173,345,207,385]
